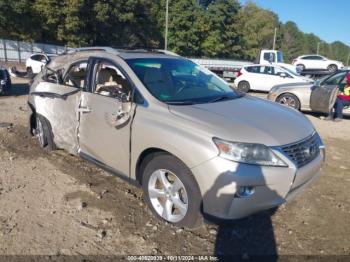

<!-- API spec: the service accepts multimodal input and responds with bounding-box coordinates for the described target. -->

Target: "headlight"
[0,80,5,85]
[213,138,287,167]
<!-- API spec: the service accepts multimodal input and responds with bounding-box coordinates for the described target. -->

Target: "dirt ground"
[0,77,349,259]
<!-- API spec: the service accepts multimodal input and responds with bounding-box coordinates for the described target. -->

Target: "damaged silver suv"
[28,47,325,228]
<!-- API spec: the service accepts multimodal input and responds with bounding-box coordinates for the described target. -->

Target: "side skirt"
[79,151,141,188]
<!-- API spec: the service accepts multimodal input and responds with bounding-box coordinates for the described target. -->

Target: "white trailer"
[191,49,298,82]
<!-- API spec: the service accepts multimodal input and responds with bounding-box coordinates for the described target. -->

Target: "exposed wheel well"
[28,103,37,135]
[135,148,173,185]
[276,92,301,110]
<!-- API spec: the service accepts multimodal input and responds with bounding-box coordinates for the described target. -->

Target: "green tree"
[201,0,241,58]
[237,3,279,61]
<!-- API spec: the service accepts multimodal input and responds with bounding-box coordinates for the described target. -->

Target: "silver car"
[28,47,325,228]
[268,70,350,115]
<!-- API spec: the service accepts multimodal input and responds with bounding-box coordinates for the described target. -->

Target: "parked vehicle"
[234,64,312,93]
[268,70,350,115]
[192,49,298,82]
[28,47,325,227]
[0,67,11,95]
[26,53,57,74]
[292,55,344,73]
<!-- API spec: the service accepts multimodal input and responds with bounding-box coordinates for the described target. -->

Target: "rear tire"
[142,153,202,228]
[237,81,250,93]
[35,115,55,150]
[276,93,301,110]
[296,64,305,72]
[327,64,338,73]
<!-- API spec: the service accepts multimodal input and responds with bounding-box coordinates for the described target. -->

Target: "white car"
[26,53,57,74]
[292,55,344,73]
[234,64,312,93]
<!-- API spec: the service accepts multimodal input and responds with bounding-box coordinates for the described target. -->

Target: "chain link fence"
[0,39,67,63]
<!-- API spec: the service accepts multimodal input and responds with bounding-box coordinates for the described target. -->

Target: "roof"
[48,47,183,70]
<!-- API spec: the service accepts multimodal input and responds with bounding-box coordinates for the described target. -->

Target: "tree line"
[0,0,349,64]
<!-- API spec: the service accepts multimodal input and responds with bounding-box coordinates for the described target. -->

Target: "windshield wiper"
[166,100,196,105]
[208,95,236,103]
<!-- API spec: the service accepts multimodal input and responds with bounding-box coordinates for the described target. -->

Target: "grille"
[281,133,321,168]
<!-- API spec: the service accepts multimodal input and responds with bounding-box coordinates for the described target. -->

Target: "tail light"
[237,70,243,77]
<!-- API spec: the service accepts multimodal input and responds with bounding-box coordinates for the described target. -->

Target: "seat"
[95,68,118,93]
[143,67,173,98]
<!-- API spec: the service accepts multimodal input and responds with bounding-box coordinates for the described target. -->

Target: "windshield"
[126,58,241,104]
[280,66,299,77]
[277,51,283,63]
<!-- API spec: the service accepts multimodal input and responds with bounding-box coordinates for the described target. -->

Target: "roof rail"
[155,49,179,57]
[64,46,120,56]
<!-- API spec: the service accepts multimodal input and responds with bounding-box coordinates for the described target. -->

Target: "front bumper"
[191,146,324,220]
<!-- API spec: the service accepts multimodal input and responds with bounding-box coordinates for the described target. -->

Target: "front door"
[78,58,136,176]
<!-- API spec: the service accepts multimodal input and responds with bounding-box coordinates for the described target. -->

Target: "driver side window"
[323,73,346,85]
[93,61,132,101]
[63,61,88,89]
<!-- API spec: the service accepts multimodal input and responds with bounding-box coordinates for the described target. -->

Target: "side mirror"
[315,79,321,87]
[279,72,287,78]
[107,100,132,128]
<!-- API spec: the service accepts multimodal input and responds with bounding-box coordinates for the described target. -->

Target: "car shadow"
[203,164,281,261]
[4,83,30,97]
[304,111,350,120]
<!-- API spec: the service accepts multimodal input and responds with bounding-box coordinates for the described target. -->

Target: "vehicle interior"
[63,62,87,89]
[94,63,132,101]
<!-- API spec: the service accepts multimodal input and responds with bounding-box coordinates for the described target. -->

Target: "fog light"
[236,186,255,198]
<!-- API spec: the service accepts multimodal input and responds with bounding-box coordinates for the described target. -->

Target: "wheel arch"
[276,92,301,110]
[28,102,37,135]
[135,147,181,185]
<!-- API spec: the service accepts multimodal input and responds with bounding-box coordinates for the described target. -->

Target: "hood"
[169,96,315,147]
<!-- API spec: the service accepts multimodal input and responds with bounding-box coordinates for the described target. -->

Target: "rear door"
[78,57,136,176]
[257,66,276,91]
[31,60,89,154]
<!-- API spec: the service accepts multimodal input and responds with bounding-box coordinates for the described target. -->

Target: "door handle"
[78,106,92,113]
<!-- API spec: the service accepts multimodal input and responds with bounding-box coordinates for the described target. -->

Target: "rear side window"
[246,66,261,73]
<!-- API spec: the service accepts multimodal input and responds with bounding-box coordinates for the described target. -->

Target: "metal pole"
[347,51,350,67]
[17,41,21,63]
[3,39,7,62]
[165,0,169,50]
[317,42,320,55]
[272,27,277,50]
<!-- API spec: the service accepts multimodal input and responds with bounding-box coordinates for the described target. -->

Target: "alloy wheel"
[148,169,188,223]
[279,96,297,108]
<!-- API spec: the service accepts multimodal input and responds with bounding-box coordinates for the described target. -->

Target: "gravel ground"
[0,78,349,259]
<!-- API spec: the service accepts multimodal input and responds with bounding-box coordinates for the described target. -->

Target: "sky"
[240,0,350,46]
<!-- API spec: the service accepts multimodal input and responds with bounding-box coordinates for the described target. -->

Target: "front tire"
[142,154,202,228]
[327,64,338,73]
[237,81,250,93]
[276,93,301,110]
[35,115,55,150]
